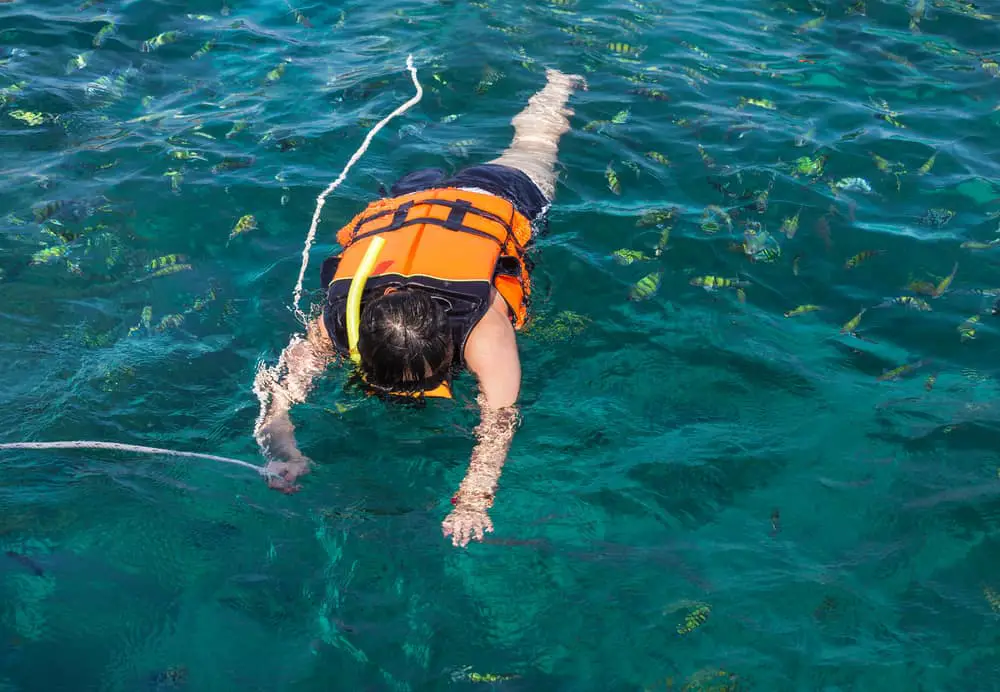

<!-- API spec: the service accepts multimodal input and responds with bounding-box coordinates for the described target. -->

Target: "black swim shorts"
[388,164,549,222]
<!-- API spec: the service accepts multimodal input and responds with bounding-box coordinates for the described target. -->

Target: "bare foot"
[546,68,587,91]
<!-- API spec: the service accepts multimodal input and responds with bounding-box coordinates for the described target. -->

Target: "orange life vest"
[321,187,534,397]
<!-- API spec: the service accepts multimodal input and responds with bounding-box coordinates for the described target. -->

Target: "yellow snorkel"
[346,235,387,365]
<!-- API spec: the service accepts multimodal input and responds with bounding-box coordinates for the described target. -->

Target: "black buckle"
[443,200,472,231]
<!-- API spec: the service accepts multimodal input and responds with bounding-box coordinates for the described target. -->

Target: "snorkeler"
[254,68,583,548]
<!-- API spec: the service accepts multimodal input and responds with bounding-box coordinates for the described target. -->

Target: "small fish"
[933,262,958,297]
[962,239,1000,250]
[770,508,781,535]
[795,155,826,177]
[832,177,873,194]
[141,31,181,53]
[286,2,312,27]
[742,223,781,263]
[690,276,748,290]
[644,151,670,166]
[845,250,885,269]
[877,295,932,311]
[622,159,641,177]
[9,110,50,126]
[841,308,866,335]
[636,208,676,228]
[780,209,801,239]
[93,20,116,47]
[606,163,621,195]
[736,287,747,304]
[163,169,183,192]
[33,200,66,223]
[797,14,826,31]
[677,604,710,635]
[66,51,92,73]
[924,372,938,391]
[191,38,215,59]
[31,244,69,265]
[141,263,192,281]
[959,315,979,341]
[700,205,732,234]
[266,61,289,82]
[225,120,248,139]
[474,68,503,95]
[146,255,186,272]
[755,185,771,214]
[910,0,926,30]
[169,149,206,161]
[156,313,185,331]
[582,119,611,133]
[629,87,670,101]
[229,214,258,241]
[447,139,478,157]
[608,42,643,57]
[877,359,927,382]
[186,13,214,21]
[920,208,955,228]
[871,152,892,173]
[792,254,801,276]
[917,150,937,175]
[738,96,776,110]
[212,156,255,173]
[612,248,651,265]
[629,271,662,301]
[985,585,1000,614]
[467,672,520,683]
[784,304,821,318]
[696,144,715,169]
[655,225,671,256]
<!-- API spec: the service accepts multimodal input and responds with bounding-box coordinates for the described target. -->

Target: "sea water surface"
[2,0,1000,689]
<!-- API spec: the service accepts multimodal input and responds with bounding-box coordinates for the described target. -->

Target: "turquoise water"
[3,0,1000,688]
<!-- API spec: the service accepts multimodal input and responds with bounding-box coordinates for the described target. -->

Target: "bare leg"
[487,69,582,200]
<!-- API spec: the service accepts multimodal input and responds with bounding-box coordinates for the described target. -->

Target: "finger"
[473,524,485,543]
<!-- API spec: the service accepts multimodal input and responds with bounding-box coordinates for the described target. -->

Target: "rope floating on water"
[0,441,267,475]
[0,61,426,480]
[291,54,424,322]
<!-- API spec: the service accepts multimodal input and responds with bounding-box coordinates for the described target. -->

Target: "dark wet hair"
[357,289,453,393]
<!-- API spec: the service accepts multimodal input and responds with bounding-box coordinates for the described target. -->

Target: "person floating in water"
[254,69,583,547]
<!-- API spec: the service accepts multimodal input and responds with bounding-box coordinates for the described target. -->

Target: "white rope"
[0,441,267,475]
[291,54,424,322]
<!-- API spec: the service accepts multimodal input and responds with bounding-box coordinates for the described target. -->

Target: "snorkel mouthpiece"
[346,235,387,365]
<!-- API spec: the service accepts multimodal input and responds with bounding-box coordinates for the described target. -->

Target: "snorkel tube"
[346,235,387,365]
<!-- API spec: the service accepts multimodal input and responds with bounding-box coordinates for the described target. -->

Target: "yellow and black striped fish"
[844,249,885,269]
[690,276,748,290]
[629,271,661,301]
[605,163,621,195]
[607,42,643,57]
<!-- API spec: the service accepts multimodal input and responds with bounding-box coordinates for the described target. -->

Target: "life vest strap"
[345,197,525,255]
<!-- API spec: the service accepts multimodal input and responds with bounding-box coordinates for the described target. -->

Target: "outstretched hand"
[442,504,494,548]
[264,456,310,494]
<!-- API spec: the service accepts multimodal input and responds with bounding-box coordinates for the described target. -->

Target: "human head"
[357,288,453,394]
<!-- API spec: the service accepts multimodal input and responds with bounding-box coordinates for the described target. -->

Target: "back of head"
[358,289,453,393]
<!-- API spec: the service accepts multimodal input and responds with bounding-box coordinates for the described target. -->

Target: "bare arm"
[443,295,522,546]
[253,318,333,486]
